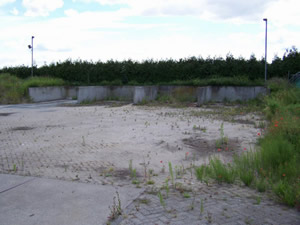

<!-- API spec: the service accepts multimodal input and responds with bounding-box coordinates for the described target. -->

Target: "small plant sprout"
[158,191,165,208]
[216,122,228,149]
[129,159,133,176]
[200,198,204,214]
[183,192,191,198]
[160,160,165,173]
[107,191,122,222]
[190,193,196,210]
[185,152,189,160]
[165,178,169,198]
[146,180,155,185]
[132,169,137,179]
[13,164,17,172]
[168,162,174,186]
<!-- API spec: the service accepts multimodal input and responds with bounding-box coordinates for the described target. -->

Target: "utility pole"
[263,18,267,82]
[28,36,34,76]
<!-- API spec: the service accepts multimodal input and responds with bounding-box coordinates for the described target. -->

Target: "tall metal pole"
[31,36,34,77]
[263,18,267,82]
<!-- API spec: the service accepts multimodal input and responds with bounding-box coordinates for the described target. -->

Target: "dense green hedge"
[1,47,299,85]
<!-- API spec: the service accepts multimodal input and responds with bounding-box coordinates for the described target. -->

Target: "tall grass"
[0,73,65,104]
[0,73,24,104]
[22,76,65,88]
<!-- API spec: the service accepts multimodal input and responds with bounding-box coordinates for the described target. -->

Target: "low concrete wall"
[29,85,267,104]
[197,86,268,105]
[77,86,109,102]
[133,86,158,104]
[29,87,78,102]
[110,86,135,100]
[77,86,135,103]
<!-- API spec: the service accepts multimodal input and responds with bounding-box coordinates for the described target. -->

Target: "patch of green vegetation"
[22,76,65,88]
[183,192,191,198]
[209,158,236,184]
[0,73,24,104]
[159,76,264,87]
[195,79,300,208]
[0,73,66,104]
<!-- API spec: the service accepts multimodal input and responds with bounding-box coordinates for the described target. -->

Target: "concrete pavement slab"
[0,174,35,193]
[0,174,144,225]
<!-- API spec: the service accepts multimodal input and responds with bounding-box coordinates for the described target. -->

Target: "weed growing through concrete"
[129,159,133,176]
[200,199,204,214]
[13,164,17,172]
[146,180,155,185]
[183,192,191,198]
[158,191,165,208]
[195,165,206,182]
[107,191,122,222]
[255,196,261,205]
[256,178,267,192]
[190,193,196,210]
[164,178,169,198]
[215,122,228,149]
[169,162,174,186]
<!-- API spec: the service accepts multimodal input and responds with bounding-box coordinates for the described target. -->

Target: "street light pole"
[263,18,267,82]
[31,36,34,77]
[28,36,34,76]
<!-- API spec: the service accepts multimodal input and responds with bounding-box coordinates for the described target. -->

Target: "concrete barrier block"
[133,86,158,104]
[29,87,67,102]
[197,86,267,105]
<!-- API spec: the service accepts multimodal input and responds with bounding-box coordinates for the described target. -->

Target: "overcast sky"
[0,0,299,68]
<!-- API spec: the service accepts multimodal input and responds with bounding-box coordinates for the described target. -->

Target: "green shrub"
[209,158,236,184]
[22,76,65,88]
[0,74,66,104]
[195,165,206,182]
[273,180,298,207]
[0,73,24,104]
[234,152,259,186]
[256,178,267,192]
[260,136,295,171]
[267,78,290,93]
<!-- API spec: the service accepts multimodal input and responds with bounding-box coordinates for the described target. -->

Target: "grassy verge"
[195,78,300,208]
[159,76,264,86]
[81,76,264,87]
[0,73,65,104]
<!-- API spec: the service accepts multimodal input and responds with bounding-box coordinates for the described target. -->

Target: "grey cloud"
[141,0,279,21]
[206,0,277,20]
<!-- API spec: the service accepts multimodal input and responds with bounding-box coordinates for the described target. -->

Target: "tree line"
[1,47,299,85]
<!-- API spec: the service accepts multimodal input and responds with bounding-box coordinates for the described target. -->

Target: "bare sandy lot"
[0,102,264,186]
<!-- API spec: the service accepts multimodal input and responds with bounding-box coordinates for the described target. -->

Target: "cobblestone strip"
[113,183,300,225]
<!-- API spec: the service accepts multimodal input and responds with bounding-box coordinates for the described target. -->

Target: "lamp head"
[263,18,267,22]
[28,45,32,49]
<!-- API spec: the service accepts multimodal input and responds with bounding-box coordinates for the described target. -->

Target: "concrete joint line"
[0,178,36,194]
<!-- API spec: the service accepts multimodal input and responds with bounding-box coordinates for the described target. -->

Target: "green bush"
[234,152,259,186]
[273,180,299,207]
[0,73,66,104]
[0,73,24,104]
[209,158,236,184]
[256,178,267,192]
[195,165,206,182]
[22,76,65,88]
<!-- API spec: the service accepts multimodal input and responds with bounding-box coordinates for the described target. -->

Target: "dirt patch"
[0,113,15,116]
[182,136,241,159]
[10,126,35,131]
[64,101,131,107]
[232,119,255,125]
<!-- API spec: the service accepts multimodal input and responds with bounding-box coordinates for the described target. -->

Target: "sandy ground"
[0,102,264,186]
